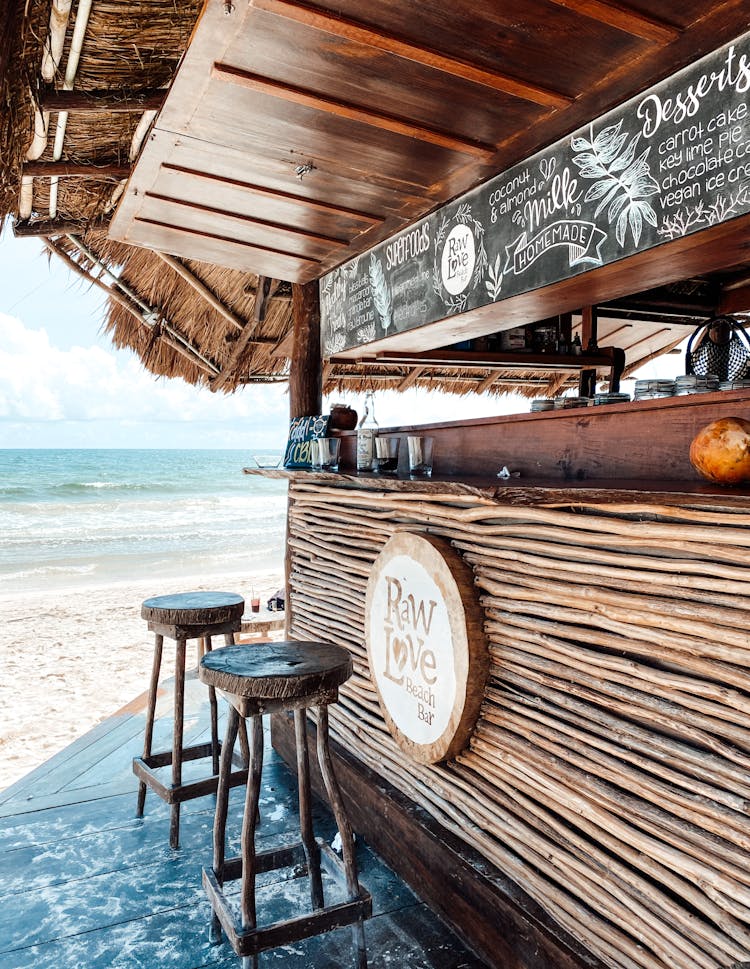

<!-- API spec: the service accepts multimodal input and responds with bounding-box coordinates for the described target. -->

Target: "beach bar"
[5,1,750,967]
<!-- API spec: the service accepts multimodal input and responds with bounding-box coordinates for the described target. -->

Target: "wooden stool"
[134,591,250,849]
[199,641,371,968]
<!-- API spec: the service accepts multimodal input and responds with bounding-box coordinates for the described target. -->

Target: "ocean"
[0,449,288,595]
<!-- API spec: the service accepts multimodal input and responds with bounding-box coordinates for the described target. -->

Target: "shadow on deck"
[0,669,487,968]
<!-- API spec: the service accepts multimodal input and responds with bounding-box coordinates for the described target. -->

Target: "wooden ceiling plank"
[144,190,351,247]
[154,251,275,342]
[134,215,322,266]
[616,326,673,353]
[212,62,495,159]
[546,0,680,44]
[623,336,687,376]
[249,0,572,109]
[162,163,385,225]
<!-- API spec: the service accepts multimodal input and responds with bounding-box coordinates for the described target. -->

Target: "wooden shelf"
[359,347,620,372]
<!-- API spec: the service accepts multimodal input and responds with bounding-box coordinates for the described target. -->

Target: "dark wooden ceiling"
[110,0,750,283]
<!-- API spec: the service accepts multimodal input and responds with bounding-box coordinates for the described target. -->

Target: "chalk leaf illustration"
[659,183,750,241]
[324,330,346,355]
[369,254,392,333]
[485,254,503,300]
[356,322,376,343]
[471,216,489,289]
[572,120,658,247]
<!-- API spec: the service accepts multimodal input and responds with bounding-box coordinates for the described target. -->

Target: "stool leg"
[203,635,220,776]
[294,708,324,909]
[225,632,251,768]
[316,705,368,969]
[136,632,164,817]
[240,716,264,952]
[169,637,187,850]
[210,704,240,944]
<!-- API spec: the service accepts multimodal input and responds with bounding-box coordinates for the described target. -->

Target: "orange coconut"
[689,417,750,485]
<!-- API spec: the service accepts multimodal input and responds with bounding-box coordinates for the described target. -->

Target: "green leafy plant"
[571,120,658,247]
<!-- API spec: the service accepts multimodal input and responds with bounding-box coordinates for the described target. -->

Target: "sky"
[0,231,682,450]
[0,232,527,450]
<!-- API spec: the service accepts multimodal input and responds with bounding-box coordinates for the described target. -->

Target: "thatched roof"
[0,0,745,399]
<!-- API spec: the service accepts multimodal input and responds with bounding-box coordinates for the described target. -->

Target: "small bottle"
[357,391,378,471]
[572,333,582,355]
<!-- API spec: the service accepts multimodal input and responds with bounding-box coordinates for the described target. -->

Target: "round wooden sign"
[365,531,488,764]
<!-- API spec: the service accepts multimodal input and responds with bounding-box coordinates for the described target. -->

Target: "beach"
[0,449,287,793]
[0,571,283,792]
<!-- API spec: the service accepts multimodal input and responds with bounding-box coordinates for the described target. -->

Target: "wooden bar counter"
[248,392,750,969]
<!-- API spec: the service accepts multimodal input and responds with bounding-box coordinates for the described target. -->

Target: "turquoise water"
[0,449,287,593]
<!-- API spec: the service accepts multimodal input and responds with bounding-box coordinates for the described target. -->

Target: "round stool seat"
[200,638,369,966]
[134,589,248,850]
[200,641,353,703]
[141,591,245,626]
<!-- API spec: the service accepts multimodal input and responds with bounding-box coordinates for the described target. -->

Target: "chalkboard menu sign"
[321,30,750,356]
[283,414,329,469]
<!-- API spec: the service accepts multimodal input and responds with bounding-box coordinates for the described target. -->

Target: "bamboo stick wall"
[287,479,750,969]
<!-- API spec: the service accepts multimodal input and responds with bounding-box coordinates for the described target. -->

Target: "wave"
[1,563,96,581]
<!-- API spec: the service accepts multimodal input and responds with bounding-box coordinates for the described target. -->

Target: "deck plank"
[0,679,487,968]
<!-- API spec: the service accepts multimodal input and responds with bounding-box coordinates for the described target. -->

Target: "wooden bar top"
[244,466,750,509]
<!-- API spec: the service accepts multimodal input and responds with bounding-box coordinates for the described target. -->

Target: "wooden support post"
[559,312,573,349]
[580,305,598,351]
[287,280,322,640]
[289,281,322,419]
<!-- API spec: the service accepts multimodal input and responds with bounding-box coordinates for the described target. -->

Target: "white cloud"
[0,312,290,447]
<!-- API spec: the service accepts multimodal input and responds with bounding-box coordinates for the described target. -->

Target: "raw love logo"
[381,574,441,729]
[365,532,488,764]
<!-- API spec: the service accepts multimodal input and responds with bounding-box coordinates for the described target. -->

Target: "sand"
[0,570,283,793]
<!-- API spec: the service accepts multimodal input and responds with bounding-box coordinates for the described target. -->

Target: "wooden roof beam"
[39,88,167,113]
[270,329,294,359]
[476,371,500,394]
[45,238,219,376]
[396,366,424,391]
[332,370,559,386]
[250,0,571,109]
[546,0,680,44]
[212,63,496,159]
[719,280,750,315]
[154,251,276,342]
[23,161,131,178]
[13,217,109,237]
[211,277,276,390]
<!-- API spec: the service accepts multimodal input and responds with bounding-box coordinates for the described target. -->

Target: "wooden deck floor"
[0,670,487,968]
